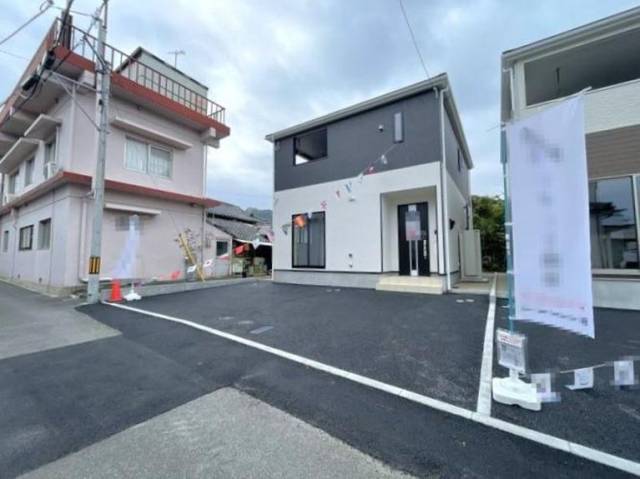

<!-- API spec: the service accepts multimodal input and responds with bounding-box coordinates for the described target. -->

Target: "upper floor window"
[125,137,172,178]
[457,149,462,173]
[25,158,34,187]
[19,225,33,251]
[44,137,57,179]
[8,171,18,194]
[589,176,639,270]
[393,112,404,143]
[294,129,327,165]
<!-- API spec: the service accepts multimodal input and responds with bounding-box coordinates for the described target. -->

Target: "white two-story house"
[501,6,640,309]
[0,16,231,294]
[267,75,481,294]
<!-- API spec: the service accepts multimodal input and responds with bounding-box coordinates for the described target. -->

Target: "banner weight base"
[492,375,541,411]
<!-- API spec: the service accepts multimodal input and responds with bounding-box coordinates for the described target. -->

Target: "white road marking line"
[477,273,497,416]
[104,300,640,477]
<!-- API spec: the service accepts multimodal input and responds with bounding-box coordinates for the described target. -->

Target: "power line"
[0,0,54,47]
[0,48,30,60]
[397,0,431,79]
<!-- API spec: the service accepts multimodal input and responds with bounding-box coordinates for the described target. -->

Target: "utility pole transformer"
[87,0,110,303]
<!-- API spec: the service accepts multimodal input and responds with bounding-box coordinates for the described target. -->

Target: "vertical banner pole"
[500,128,515,332]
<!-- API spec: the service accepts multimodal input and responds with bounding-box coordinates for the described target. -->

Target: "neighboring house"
[266,74,478,293]
[501,6,640,309]
[0,16,230,294]
[206,202,273,273]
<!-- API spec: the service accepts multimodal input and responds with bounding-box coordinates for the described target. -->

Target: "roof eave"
[265,73,449,142]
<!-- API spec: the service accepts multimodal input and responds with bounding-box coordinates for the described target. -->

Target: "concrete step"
[375,275,444,295]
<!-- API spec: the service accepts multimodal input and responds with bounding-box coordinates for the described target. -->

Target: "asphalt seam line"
[476,273,497,416]
[103,300,640,476]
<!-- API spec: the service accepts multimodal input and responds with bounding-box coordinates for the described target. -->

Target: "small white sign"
[203,259,213,268]
[186,264,197,273]
[613,360,635,387]
[496,328,528,373]
[566,367,594,390]
[531,373,559,402]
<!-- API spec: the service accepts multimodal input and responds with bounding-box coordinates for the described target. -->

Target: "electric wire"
[0,0,54,47]
[397,0,431,79]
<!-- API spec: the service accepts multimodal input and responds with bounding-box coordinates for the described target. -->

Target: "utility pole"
[87,0,110,304]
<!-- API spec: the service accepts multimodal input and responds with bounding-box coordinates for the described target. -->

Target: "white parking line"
[476,273,497,416]
[104,300,640,477]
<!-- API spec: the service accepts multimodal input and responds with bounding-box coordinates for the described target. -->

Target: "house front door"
[398,202,429,276]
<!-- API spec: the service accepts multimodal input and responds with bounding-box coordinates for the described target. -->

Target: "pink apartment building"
[0,16,232,294]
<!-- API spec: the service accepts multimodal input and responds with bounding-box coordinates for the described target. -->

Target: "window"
[115,215,143,231]
[393,112,404,143]
[25,158,34,187]
[148,146,172,178]
[292,212,325,268]
[38,219,51,250]
[8,172,18,194]
[125,137,173,178]
[2,231,8,253]
[43,137,56,179]
[18,225,33,251]
[294,129,327,165]
[216,240,229,257]
[589,176,639,270]
[125,137,148,173]
[457,149,462,172]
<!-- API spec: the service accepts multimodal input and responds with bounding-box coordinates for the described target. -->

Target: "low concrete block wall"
[593,278,640,310]
[273,270,380,289]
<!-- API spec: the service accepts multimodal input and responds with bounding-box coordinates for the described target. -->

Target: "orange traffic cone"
[109,280,123,302]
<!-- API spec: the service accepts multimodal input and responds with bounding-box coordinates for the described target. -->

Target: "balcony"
[0,17,229,144]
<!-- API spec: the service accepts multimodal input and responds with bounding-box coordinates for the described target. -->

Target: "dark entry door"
[398,202,429,276]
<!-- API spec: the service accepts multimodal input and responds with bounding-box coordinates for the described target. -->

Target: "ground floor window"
[38,219,51,250]
[292,212,325,268]
[589,175,639,270]
[216,240,229,257]
[18,225,33,251]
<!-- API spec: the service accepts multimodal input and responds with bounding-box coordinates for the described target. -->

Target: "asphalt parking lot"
[493,300,640,462]
[1,280,638,478]
[113,280,489,410]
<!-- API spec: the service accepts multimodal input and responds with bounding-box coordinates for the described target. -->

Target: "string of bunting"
[523,357,638,402]
[279,143,399,235]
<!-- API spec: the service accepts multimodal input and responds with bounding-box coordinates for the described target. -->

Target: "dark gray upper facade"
[268,75,472,196]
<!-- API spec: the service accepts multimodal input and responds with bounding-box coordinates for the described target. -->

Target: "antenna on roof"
[168,49,186,68]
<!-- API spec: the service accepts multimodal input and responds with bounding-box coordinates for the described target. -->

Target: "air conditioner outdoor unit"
[44,162,58,179]
[3,193,17,204]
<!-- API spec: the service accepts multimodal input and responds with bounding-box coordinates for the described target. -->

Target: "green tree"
[472,195,506,272]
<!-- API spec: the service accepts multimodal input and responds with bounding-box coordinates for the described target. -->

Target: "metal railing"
[55,19,226,125]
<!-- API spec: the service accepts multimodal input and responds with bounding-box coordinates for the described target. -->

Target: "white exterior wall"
[273,162,442,275]
[446,172,467,275]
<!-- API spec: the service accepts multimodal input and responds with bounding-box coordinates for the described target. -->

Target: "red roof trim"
[110,74,230,137]
[0,170,220,216]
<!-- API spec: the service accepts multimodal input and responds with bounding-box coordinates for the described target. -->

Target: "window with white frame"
[125,137,172,178]
[19,225,33,251]
[38,218,51,250]
[2,230,8,253]
[216,240,229,257]
[25,158,34,187]
[589,175,639,270]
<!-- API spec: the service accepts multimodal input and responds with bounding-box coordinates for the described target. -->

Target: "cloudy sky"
[2,0,638,209]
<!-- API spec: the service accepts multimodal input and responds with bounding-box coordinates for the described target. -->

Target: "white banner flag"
[111,215,140,279]
[506,96,594,337]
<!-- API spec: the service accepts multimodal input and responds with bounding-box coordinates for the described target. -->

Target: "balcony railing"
[55,18,226,125]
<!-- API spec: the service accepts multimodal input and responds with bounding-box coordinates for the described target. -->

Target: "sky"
[1,0,639,209]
